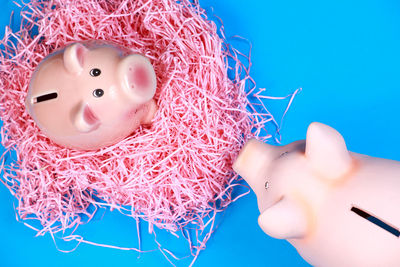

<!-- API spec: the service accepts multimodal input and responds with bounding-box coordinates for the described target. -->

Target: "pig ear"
[118,54,157,104]
[305,122,352,179]
[63,43,88,75]
[72,102,100,133]
[258,197,308,239]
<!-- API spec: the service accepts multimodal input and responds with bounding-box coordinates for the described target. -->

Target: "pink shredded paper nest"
[0,0,281,262]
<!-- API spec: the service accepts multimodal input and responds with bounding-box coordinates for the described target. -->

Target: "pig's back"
[292,153,400,267]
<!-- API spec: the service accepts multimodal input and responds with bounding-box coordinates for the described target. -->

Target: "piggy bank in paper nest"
[233,122,400,267]
[26,41,158,150]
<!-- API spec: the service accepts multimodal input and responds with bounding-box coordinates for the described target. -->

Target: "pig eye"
[90,68,101,77]
[278,151,289,158]
[264,181,270,190]
[93,88,104,98]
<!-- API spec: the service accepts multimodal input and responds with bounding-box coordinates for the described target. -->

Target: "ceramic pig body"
[233,122,400,267]
[26,41,157,150]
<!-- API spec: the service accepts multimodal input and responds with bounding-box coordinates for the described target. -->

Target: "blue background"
[1,0,400,266]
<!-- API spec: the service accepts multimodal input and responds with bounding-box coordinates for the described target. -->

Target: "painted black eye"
[278,151,289,158]
[93,88,104,98]
[90,68,101,77]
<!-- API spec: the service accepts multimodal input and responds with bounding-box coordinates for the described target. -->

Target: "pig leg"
[258,197,308,240]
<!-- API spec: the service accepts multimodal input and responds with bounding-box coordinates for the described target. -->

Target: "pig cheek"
[261,173,286,211]
[125,106,139,119]
[267,161,299,203]
[124,106,144,128]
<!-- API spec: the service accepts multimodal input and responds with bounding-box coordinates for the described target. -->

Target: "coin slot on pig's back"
[351,206,400,237]
[33,92,58,104]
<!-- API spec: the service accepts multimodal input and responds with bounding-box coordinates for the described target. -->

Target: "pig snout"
[118,54,157,104]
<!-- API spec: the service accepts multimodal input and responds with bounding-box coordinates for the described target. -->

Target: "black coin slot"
[351,206,400,237]
[34,92,58,103]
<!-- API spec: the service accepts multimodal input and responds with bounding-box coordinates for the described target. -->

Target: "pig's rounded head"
[233,122,353,240]
[26,41,158,150]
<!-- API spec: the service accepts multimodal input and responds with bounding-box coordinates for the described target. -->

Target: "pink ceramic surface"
[233,122,400,267]
[26,41,157,150]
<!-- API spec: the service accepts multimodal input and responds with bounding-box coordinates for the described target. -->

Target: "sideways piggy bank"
[233,122,400,267]
[26,41,157,150]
